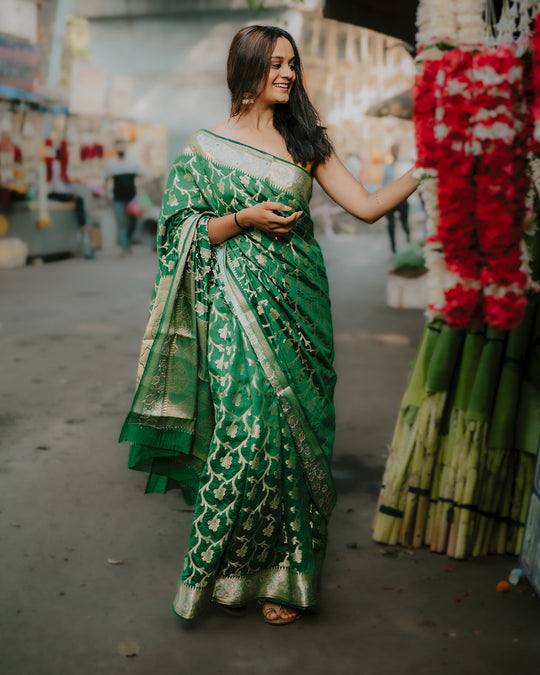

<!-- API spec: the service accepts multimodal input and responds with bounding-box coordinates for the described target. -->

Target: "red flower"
[484,291,527,329]
[444,285,484,330]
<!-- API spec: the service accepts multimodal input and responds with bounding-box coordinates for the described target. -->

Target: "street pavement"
[1,218,539,675]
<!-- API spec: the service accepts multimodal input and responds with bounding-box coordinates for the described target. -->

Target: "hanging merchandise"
[43,137,54,182]
[57,139,69,183]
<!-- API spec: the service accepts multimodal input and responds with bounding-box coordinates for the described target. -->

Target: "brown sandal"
[262,602,299,626]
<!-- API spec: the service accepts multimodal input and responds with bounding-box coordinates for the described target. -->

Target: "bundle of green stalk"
[426,325,488,556]
[489,301,540,556]
[373,305,540,559]
[372,320,464,548]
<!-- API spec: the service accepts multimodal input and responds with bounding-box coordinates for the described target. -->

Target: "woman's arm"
[207,202,303,245]
[314,151,417,224]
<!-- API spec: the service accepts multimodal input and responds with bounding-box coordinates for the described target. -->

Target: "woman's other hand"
[238,201,302,235]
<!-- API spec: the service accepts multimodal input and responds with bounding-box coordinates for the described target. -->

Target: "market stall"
[0,6,168,264]
[372,0,540,565]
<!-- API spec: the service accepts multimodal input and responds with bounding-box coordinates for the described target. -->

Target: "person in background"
[47,150,96,260]
[382,144,411,254]
[104,139,141,256]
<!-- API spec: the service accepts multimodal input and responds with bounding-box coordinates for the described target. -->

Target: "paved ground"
[1,217,539,675]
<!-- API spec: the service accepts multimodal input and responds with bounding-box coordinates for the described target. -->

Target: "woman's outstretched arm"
[314,151,417,224]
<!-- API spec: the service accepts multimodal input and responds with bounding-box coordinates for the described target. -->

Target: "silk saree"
[120,130,337,619]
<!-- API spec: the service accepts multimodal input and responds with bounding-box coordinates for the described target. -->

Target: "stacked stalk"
[373,321,442,544]
[446,327,506,558]
[502,211,540,554]
[471,308,534,556]
[403,324,464,548]
[427,327,485,553]
[492,301,540,554]
[373,321,463,547]
[373,311,539,558]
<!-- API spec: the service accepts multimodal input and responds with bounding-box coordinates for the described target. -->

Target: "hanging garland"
[413,0,539,331]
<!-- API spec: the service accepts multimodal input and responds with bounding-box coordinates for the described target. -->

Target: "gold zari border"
[172,562,322,620]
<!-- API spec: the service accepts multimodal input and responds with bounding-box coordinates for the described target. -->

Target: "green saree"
[120,130,337,619]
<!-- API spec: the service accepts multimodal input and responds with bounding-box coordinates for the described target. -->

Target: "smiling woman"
[120,23,417,628]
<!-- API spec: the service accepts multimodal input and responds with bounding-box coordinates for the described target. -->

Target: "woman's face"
[258,36,296,106]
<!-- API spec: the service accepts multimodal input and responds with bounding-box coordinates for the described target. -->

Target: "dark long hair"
[227,25,333,167]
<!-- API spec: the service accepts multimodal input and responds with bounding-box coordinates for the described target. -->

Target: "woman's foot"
[261,602,299,625]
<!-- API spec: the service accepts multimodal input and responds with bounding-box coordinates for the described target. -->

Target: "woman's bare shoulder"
[207,120,234,135]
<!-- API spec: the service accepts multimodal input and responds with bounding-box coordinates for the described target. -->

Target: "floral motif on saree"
[120,130,337,617]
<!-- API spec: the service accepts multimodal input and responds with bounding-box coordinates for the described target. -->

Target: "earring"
[242,93,254,105]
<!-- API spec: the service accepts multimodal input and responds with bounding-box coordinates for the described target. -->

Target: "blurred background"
[0,0,423,253]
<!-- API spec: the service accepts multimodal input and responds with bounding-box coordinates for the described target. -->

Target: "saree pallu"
[120,130,337,618]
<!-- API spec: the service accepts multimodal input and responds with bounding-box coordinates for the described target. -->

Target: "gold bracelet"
[234,212,250,231]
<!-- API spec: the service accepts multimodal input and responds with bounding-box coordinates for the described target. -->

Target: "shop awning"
[0,84,41,104]
[322,0,506,47]
[323,0,419,47]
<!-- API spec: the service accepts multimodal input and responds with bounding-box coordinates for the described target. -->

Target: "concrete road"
[1,222,539,675]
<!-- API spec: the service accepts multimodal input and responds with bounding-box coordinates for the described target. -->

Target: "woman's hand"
[238,201,303,235]
[207,201,303,245]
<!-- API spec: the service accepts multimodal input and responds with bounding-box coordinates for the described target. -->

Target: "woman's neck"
[229,103,275,132]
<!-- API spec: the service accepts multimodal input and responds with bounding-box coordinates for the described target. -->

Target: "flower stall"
[372,0,540,562]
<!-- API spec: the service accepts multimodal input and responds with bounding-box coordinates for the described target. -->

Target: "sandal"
[261,602,299,626]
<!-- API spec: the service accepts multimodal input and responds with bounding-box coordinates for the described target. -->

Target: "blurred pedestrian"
[120,24,417,626]
[47,149,96,259]
[382,144,412,254]
[104,139,141,256]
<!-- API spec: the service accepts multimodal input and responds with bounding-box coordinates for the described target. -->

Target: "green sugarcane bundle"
[421,329,463,550]
[400,323,464,549]
[373,321,443,544]
[491,215,540,555]
[446,327,507,559]
[505,301,540,555]
[490,457,516,555]
[398,395,445,547]
[428,327,486,553]
[506,452,536,555]
[470,306,534,556]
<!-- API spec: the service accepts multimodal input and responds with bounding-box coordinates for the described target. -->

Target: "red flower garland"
[414,44,535,330]
[414,57,440,169]
[470,46,530,330]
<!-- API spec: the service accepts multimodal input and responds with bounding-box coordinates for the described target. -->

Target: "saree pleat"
[120,130,337,618]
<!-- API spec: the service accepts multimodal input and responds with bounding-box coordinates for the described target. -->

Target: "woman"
[120,25,417,625]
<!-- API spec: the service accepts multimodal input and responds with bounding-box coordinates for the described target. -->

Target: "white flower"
[434,123,450,141]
